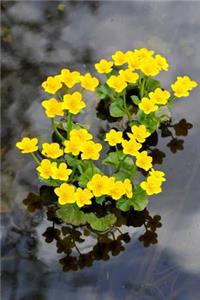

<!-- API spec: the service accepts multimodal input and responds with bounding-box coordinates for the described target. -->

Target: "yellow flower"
[176,76,198,91]
[36,159,53,179]
[140,177,162,195]
[87,174,108,197]
[75,188,93,208]
[81,141,102,160]
[95,59,113,74]
[171,82,189,97]
[134,48,154,60]
[107,75,127,93]
[171,76,198,97]
[41,98,64,118]
[51,162,72,181]
[105,129,123,146]
[41,76,62,94]
[42,143,63,159]
[112,50,127,66]
[80,73,99,91]
[70,128,93,142]
[60,68,80,88]
[149,88,171,105]
[119,69,139,83]
[63,138,81,156]
[135,151,152,171]
[126,51,141,70]
[140,57,160,76]
[122,138,142,156]
[109,181,125,200]
[155,54,169,71]
[149,168,166,182]
[139,97,158,114]
[123,179,133,198]
[128,125,151,143]
[54,183,75,205]
[16,137,38,153]
[62,91,86,114]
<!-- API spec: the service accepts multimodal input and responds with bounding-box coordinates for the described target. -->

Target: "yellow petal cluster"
[171,76,198,97]
[37,159,72,181]
[64,129,102,160]
[105,129,123,146]
[60,68,80,88]
[95,59,113,74]
[16,137,38,153]
[139,97,158,114]
[140,168,166,195]
[107,75,127,93]
[41,76,62,94]
[42,142,63,159]
[41,98,64,118]
[122,138,142,156]
[128,124,151,143]
[87,174,133,200]
[135,151,153,171]
[80,73,99,91]
[62,91,86,114]
[148,88,171,105]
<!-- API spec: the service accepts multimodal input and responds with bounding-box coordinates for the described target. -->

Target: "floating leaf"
[56,204,87,226]
[116,197,131,212]
[131,185,149,211]
[86,213,116,231]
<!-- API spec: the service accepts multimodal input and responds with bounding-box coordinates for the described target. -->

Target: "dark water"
[1,1,200,299]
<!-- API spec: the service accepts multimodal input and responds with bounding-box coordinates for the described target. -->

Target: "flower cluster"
[16,48,198,227]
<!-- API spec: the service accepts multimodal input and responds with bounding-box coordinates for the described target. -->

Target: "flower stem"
[140,77,145,99]
[31,152,40,164]
[51,119,65,141]
[115,145,120,161]
[66,112,72,139]
[123,92,131,123]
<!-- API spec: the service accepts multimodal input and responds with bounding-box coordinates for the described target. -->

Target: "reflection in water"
[23,188,162,272]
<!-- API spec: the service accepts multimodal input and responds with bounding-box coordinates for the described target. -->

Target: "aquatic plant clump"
[16,48,198,231]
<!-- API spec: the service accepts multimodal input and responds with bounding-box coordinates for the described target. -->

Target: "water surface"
[1,1,200,299]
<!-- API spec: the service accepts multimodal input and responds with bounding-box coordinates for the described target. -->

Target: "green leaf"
[109,98,125,117]
[86,213,117,231]
[114,157,136,181]
[39,177,62,187]
[78,167,94,187]
[131,185,149,211]
[137,111,159,133]
[96,84,111,100]
[95,195,106,205]
[56,204,87,226]
[116,197,131,212]
[103,151,124,167]
[145,78,161,93]
[65,154,80,168]
[78,162,101,187]
[131,95,140,105]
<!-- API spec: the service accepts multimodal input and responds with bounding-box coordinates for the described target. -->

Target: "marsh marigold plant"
[16,48,198,231]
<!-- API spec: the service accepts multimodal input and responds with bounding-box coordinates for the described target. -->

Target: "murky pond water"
[1,1,200,299]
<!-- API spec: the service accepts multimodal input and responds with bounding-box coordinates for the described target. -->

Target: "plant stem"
[115,145,120,161]
[90,160,94,175]
[123,92,131,123]
[51,119,65,141]
[140,77,145,99]
[66,112,72,139]
[31,152,40,164]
